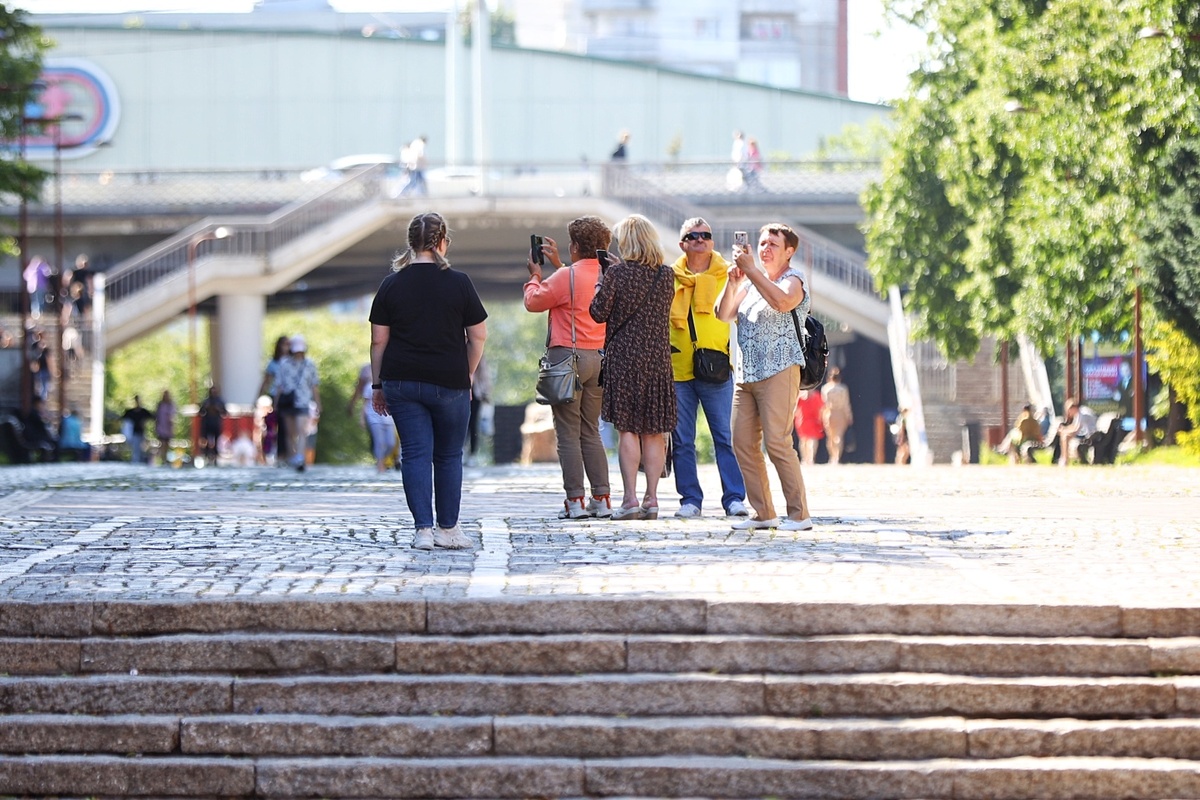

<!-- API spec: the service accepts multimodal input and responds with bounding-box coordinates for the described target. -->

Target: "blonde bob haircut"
[612,214,664,267]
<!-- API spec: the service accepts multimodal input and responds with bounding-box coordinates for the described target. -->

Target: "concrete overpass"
[91,162,888,408]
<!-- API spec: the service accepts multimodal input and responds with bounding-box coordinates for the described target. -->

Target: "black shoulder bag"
[688,305,731,383]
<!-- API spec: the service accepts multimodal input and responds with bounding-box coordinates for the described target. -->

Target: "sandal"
[611,504,647,521]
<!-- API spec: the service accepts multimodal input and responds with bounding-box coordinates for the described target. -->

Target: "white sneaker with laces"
[412,528,435,550]
[558,497,589,520]
[586,495,613,518]
[779,517,814,531]
[674,503,701,519]
[727,499,750,517]
[730,517,779,530]
[434,525,472,549]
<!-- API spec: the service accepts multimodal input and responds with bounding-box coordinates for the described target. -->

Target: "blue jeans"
[382,380,471,530]
[672,377,745,513]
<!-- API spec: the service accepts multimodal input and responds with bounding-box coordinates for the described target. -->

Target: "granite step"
[5,598,1200,638]
[8,713,1200,761]
[4,632,1199,677]
[4,754,1200,799]
[3,672,1196,718]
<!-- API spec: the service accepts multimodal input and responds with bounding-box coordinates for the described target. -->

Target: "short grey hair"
[679,217,709,239]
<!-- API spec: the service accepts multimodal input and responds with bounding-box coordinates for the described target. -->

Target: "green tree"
[0,5,49,257]
[1140,136,1200,348]
[863,0,1199,360]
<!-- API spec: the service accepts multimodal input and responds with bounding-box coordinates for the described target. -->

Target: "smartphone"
[733,230,749,254]
[595,249,609,272]
[530,234,544,266]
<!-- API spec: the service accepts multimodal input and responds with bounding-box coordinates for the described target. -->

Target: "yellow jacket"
[669,252,734,381]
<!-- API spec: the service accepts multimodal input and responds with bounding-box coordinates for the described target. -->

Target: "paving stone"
[428,598,707,634]
[255,756,585,798]
[80,633,396,674]
[765,674,1178,718]
[625,634,900,673]
[0,675,231,715]
[395,634,627,674]
[967,718,1200,759]
[92,598,426,634]
[181,714,492,756]
[0,714,179,754]
[0,638,81,675]
[0,754,254,796]
[232,673,766,716]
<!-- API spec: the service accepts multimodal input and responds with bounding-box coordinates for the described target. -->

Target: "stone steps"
[3,754,1200,799]
[1,598,1199,798]
[6,632,1200,676]
[6,713,1200,760]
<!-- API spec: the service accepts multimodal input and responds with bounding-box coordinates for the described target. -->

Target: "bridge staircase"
[3,597,1200,798]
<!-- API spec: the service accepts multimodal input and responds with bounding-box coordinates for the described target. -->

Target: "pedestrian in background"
[258,335,292,464]
[716,222,813,531]
[523,216,612,519]
[369,212,488,550]
[154,390,176,465]
[820,366,853,464]
[198,386,227,466]
[793,388,824,466]
[589,214,676,520]
[668,217,747,520]
[121,395,154,465]
[276,336,320,472]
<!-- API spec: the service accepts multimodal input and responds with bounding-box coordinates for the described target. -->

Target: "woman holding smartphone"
[716,223,813,532]
[523,216,613,520]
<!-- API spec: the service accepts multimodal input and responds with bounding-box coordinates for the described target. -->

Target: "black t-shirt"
[368,263,487,390]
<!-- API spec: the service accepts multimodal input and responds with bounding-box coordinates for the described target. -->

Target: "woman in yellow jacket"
[667,218,748,520]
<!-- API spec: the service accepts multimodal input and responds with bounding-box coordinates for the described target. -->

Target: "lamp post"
[186,227,230,449]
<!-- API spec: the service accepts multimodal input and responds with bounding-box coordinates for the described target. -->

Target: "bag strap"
[543,266,578,358]
[607,264,666,343]
[687,305,699,348]
[790,309,808,345]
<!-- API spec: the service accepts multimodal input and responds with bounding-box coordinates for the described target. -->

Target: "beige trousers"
[731,364,810,521]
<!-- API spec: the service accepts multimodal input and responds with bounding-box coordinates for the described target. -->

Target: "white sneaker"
[558,497,588,520]
[412,528,435,550]
[434,525,472,549]
[674,503,701,519]
[730,517,779,530]
[779,517,814,531]
[727,499,750,517]
[586,495,613,518]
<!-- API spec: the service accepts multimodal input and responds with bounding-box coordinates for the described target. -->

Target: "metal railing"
[102,164,390,305]
[1,159,877,214]
[604,164,881,301]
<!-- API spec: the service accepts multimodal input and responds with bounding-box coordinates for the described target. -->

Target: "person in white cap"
[275,334,321,472]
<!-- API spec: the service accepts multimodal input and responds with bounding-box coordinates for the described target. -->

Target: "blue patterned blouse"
[735,267,810,384]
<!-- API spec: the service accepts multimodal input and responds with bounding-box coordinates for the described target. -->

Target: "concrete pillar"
[212,294,266,406]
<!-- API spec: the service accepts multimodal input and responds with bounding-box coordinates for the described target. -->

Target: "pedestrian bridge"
[89,161,889,409]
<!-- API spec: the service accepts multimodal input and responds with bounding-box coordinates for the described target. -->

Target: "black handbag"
[688,306,730,383]
[535,266,580,405]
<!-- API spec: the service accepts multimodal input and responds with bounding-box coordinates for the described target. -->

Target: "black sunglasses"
[682,231,713,242]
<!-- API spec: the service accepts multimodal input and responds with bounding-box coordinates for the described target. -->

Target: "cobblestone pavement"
[0,461,1195,606]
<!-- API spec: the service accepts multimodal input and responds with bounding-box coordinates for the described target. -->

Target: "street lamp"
[49,113,85,423]
[186,227,231,414]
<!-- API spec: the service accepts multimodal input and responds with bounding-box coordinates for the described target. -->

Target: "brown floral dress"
[589,260,677,434]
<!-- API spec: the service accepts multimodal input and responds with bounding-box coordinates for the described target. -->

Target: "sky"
[12,1,925,105]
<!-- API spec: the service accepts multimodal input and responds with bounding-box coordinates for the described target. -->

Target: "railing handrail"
[102,163,389,305]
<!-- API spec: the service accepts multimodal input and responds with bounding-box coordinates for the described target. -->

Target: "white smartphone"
[733,230,749,257]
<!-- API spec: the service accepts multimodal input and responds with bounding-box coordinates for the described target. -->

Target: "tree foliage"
[0,5,50,256]
[1139,137,1200,348]
[863,0,1200,361]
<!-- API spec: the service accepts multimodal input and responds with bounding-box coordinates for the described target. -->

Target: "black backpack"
[790,311,829,391]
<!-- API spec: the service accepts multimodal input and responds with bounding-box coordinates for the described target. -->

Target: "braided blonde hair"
[392,212,451,271]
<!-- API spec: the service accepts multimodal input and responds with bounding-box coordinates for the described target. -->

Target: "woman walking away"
[716,222,813,531]
[369,212,488,550]
[589,214,676,520]
[523,216,612,520]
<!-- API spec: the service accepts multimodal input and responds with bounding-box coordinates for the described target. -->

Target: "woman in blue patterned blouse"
[716,223,813,532]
